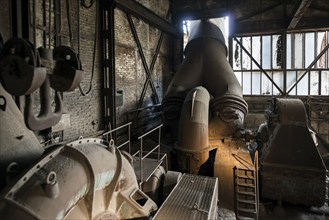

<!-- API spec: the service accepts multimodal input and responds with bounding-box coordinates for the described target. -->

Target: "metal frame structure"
[232,31,329,96]
[100,0,177,131]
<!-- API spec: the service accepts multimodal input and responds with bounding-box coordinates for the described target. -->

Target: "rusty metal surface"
[0,38,47,96]
[260,98,327,206]
[25,76,63,131]
[0,84,44,191]
[0,139,157,219]
[154,173,218,220]
[51,46,83,92]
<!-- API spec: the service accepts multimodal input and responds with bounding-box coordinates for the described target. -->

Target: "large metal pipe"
[175,86,210,174]
[162,20,247,139]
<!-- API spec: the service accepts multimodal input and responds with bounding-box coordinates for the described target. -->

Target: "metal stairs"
[234,153,259,220]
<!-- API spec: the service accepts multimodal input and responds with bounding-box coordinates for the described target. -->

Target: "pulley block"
[0,38,46,96]
[51,46,83,92]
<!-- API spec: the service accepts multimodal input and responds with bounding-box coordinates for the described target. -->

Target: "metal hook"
[25,75,63,131]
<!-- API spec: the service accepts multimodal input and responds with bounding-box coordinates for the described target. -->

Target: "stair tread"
[237,207,257,214]
[237,175,255,179]
[237,182,255,187]
[237,190,256,196]
[238,199,257,204]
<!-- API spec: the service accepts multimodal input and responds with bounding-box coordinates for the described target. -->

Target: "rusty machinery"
[0,38,159,219]
[162,20,327,211]
[258,98,327,206]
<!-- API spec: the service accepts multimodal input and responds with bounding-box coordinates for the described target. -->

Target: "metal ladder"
[234,152,259,220]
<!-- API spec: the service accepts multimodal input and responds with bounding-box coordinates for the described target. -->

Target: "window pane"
[252,72,261,95]
[287,71,296,95]
[273,71,284,95]
[262,72,272,95]
[262,36,271,69]
[242,37,251,70]
[287,34,292,69]
[233,38,241,70]
[235,71,242,86]
[310,71,319,95]
[317,32,326,68]
[297,71,308,95]
[294,33,303,68]
[321,71,329,95]
[243,72,251,95]
[305,33,315,68]
[252,36,261,70]
[272,35,282,69]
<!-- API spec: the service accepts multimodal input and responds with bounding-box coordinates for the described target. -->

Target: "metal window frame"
[232,30,329,97]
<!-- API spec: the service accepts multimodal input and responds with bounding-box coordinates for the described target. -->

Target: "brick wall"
[0,0,174,142]
[114,2,173,126]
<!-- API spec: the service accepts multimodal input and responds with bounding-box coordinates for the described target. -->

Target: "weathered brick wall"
[114,1,173,125]
[0,0,174,142]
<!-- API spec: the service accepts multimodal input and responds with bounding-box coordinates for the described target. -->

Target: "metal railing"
[132,124,167,186]
[102,122,132,154]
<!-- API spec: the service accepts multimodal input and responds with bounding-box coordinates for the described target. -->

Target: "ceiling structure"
[172,0,329,35]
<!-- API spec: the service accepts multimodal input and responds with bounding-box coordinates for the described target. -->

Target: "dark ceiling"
[172,0,329,35]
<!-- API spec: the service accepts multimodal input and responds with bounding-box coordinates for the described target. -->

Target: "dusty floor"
[218,202,329,220]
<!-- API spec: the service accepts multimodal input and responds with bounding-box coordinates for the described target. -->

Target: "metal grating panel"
[154,174,218,220]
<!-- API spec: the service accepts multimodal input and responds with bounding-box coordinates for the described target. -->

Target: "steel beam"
[287,43,329,94]
[288,0,313,29]
[126,13,160,105]
[114,0,178,37]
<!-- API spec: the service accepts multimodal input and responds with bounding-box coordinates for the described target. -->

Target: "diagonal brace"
[234,37,284,95]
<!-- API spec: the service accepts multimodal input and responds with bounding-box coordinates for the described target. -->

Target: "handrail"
[102,122,132,154]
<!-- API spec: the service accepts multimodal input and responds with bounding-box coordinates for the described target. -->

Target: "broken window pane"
[242,37,251,70]
[272,35,282,69]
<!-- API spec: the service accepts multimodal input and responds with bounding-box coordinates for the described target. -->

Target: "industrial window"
[233,31,329,96]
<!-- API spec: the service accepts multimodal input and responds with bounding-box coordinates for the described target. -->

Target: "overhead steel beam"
[114,0,179,37]
[288,0,313,29]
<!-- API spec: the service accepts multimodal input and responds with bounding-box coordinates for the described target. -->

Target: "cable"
[65,0,73,46]
[78,0,98,96]
[81,0,95,9]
